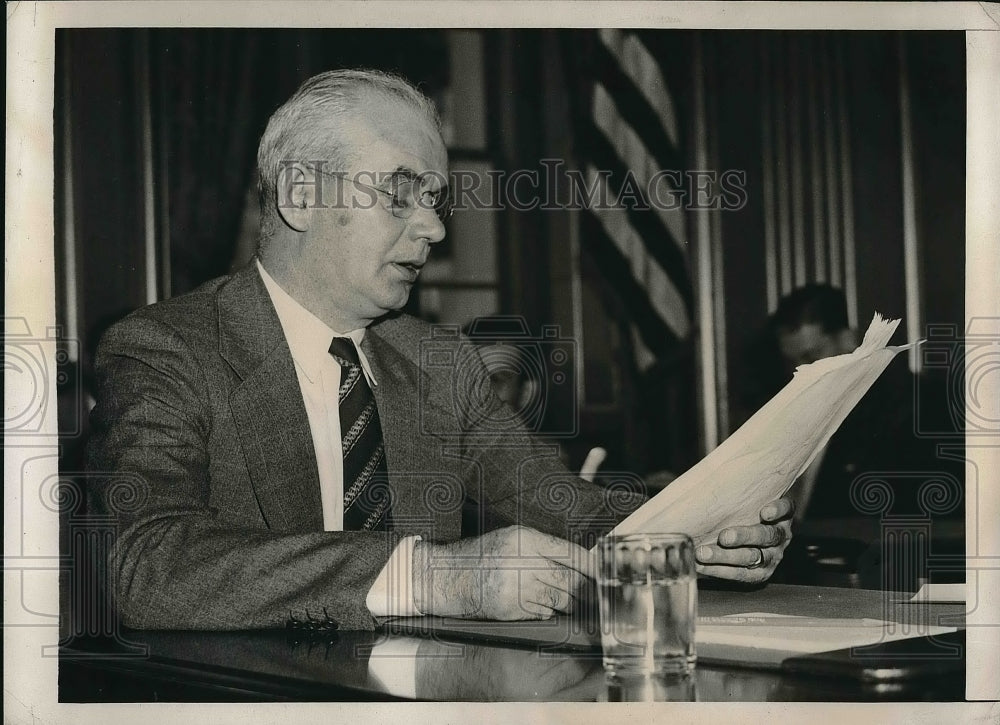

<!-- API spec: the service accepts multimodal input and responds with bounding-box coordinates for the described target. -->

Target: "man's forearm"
[101,509,399,630]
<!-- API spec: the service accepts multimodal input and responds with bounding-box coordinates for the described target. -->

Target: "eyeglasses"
[313,167,454,223]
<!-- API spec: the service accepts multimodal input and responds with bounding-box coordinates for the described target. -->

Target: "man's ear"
[275,162,315,232]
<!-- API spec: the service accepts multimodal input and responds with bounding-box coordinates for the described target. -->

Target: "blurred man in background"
[763,284,963,587]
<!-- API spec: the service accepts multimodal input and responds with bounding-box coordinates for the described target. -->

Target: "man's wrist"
[412,539,472,618]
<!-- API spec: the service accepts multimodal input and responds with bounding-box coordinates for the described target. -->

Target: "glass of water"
[597,532,697,676]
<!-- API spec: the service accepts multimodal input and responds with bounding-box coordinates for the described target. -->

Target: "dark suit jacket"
[804,357,963,520]
[87,262,643,631]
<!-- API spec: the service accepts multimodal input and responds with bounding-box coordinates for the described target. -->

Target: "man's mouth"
[392,261,424,279]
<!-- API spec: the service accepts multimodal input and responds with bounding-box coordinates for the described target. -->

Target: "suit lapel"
[361,327,424,482]
[362,325,458,529]
[218,263,324,532]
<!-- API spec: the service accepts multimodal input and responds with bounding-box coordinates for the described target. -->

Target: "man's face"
[297,95,448,330]
[776,322,854,371]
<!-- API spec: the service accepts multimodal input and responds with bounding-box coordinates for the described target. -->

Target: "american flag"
[579,29,693,367]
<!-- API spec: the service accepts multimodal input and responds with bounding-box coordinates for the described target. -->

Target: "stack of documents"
[610,314,914,545]
[696,612,956,654]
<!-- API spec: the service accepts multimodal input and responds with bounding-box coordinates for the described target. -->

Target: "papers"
[696,612,956,654]
[611,314,913,545]
[909,583,966,603]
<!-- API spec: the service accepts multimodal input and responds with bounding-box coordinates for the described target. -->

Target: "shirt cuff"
[366,535,423,617]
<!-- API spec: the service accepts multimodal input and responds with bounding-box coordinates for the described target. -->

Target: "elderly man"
[87,69,792,631]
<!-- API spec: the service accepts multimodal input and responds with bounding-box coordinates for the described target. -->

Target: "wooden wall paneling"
[821,32,844,291]
[54,31,79,359]
[135,29,159,307]
[691,33,720,451]
[760,39,780,314]
[845,33,908,332]
[704,37,729,440]
[775,35,794,298]
[491,31,550,329]
[897,34,925,370]
[807,33,829,284]
[907,32,965,335]
[834,35,860,328]
[716,33,771,432]
[788,34,808,290]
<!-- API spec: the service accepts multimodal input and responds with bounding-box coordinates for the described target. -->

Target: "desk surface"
[60,584,966,703]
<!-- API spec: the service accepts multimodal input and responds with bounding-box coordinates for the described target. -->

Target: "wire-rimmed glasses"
[311,166,454,223]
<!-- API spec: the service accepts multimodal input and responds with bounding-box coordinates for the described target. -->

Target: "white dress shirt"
[257,260,420,619]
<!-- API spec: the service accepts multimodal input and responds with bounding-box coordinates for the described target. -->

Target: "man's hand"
[694,498,794,584]
[413,526,593,620]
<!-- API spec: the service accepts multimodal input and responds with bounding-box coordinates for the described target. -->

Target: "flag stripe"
[580,213,679,357]
[587,167,691,340]
[581,28,693,359]
[592,38,682,170]
[586,131,694,310]
[598,28,680,149]
[592,83,688,252]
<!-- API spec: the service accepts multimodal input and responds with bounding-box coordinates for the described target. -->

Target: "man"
[87,69,792,632]
[769,283,957,522]
[771,283,858,374]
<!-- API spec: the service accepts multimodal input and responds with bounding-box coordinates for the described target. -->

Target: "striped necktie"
[328,337,391,531]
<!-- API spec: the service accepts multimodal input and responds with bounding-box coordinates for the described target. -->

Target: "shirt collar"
[256,259,378,387]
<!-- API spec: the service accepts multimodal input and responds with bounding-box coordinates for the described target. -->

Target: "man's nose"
[408,204,447,244]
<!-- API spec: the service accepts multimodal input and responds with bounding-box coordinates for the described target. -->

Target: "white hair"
[255,68,441,245]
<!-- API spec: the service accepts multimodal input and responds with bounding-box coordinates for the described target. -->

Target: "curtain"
[153,29,271,296]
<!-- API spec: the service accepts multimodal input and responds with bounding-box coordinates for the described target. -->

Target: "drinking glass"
[596,532,697,676]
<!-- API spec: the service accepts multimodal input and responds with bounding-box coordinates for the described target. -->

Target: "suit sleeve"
[86,313,399,631]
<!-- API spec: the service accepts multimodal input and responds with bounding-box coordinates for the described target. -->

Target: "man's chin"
[371,291,413,318]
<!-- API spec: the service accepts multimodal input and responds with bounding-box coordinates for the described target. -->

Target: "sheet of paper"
[909,583,966,603]
[696,612,956,653]
[610,313,913,546]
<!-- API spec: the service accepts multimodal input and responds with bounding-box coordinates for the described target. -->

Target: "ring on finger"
[747,547,765,569]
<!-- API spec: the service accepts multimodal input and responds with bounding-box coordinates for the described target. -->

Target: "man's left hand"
[694,498,793,583]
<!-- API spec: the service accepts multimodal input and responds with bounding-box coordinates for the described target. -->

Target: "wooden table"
[59,584,967,702]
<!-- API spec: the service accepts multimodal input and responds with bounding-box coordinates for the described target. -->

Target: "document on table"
[610,314,914,546]
[909,583,966,603]
[696,612,956,654]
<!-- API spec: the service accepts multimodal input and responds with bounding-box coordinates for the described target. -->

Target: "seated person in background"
[761,284,962,584]
[87,69,793,632]
[769,284,863,521]
[770,284,956,521]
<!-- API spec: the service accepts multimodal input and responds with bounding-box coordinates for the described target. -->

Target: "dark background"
[55,28,965,479]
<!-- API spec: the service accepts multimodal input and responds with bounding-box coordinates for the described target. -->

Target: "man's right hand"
[412,526,594,620]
